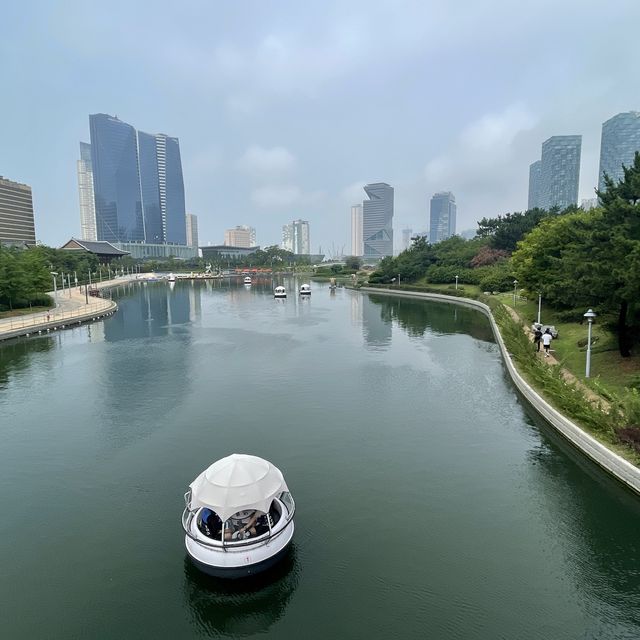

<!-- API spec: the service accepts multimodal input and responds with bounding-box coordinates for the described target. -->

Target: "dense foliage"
[512,152,640,356]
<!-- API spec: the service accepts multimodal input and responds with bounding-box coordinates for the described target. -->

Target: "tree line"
[370,152,640,357]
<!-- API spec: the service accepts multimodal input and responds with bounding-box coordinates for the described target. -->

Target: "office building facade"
[86,113,187,247]
[533,135,581,210]
[186,213,199,248]
[362,183,394,259]
[224,225,256,248]
[282,219,310,254]
[0,176,36,246]
[429,192,457,244]
[350,204,363,256]
[599,111,640,192]
[77,142,97,241]
[528,160,542,210]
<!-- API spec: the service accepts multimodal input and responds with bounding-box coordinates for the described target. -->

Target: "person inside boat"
[199,508,222,539]
[225,510,267,540]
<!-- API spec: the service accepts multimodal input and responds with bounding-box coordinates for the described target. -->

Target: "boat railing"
[181,499,295,550]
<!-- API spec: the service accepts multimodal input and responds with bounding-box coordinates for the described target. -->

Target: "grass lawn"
[0,306,50,320]
[497,293,639,395]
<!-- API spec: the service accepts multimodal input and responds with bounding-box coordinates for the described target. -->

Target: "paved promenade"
[0,275,136,341]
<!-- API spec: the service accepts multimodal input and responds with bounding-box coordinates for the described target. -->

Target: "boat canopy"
[188,454,289,522]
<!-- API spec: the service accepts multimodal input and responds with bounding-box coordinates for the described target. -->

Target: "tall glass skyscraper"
[429,192,456,244]
[86,114,186,245]
[598,112,640,192]
[77,142,97,241]
[362,183,394,258]
[538,135,581,210]
[89,114,144,243]
[528,160,542,210]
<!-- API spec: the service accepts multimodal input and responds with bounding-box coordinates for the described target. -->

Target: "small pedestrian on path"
[533,324,543,352]
[541,329,553,357]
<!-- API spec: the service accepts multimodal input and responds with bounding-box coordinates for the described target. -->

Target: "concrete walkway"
[0,275,136,341]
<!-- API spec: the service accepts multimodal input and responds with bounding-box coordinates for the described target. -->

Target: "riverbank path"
[0,275,138,341]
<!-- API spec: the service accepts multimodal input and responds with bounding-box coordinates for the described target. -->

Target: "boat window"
[279,491,295,516]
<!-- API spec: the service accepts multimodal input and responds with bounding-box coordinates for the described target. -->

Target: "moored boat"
[244,276,252,285]
[299,284,311,295]
[274,286,287,298]
[182,453,295,578]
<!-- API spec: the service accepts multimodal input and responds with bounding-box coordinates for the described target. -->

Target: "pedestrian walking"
[533,325,543,352]
[46,312,50,322]
[541,329,553,357]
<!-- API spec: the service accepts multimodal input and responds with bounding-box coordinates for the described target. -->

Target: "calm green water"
[2,279,640,639]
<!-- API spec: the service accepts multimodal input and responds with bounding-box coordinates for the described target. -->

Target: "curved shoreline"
[360,286,640,496]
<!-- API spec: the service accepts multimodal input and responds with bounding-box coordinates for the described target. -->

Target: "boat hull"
[185,519,294,579]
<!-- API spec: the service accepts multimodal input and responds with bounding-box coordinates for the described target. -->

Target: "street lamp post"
[584,309,596,378]
[537,292,542,325]
[513,279,518,305]
[50,271,58,300]
[455,275,459,290]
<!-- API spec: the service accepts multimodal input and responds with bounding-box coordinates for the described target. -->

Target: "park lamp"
[584,309,597,378]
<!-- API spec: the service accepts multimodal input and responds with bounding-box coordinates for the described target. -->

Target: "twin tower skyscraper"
[78,113,186,246]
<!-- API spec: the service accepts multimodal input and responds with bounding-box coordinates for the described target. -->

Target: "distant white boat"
[274,286,287,298]
[244,276,252,285]
[299,284,311,295]
[168,273,176,282]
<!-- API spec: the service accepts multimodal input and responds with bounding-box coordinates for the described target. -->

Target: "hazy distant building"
[429,192,457,244]
[282,219,310,254]
[186,213,199,248]
[528,160,542,210]
[87,113,186,245]
[362,183,394,259]
[0,176,36,246]
[351,204,363,256]
[224,225,255,248]
[402,228,413,252]
[581,198,599,211]
[598,111,640,192]
[77,142,97,241]
[538,135,582,210]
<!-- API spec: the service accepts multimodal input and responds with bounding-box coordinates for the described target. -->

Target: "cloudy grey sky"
[2,0,639,254]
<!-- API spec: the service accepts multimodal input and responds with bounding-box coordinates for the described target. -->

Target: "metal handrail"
[182,502,295,550]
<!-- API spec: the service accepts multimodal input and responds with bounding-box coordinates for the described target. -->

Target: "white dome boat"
[168,273,176,282]
[243,276,252,285]
[299,284,311,295]
[274,286,287,298]
[182,454,295,579]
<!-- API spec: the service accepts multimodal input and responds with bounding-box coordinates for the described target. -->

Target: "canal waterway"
[2,279,640,639]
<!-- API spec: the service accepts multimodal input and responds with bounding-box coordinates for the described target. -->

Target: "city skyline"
[2,3,640,253]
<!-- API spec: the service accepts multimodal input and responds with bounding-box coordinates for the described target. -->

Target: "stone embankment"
[0,275,135,342]
[360,286,640,497]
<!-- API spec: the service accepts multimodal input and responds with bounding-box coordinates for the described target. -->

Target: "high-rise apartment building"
[186,213,199,249]
[598,111,640,192]
[529,135,581,211]
[281,220,310,254]
[401,228,413,252]
[0,176,36,246]
[224,225,256,248]
[351,204,363,256]
[86,113,187,245]
[429,192,457,244]
[362,183,394,258]
[528,160,542,210]
[77,142,97,241]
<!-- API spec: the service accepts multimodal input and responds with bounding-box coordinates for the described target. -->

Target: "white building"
[350,204,363,256]
[282,219,310,254]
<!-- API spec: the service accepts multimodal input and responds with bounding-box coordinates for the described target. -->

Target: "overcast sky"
[2,1,639,254]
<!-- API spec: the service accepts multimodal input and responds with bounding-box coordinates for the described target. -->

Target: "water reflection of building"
[361,294,392,349]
